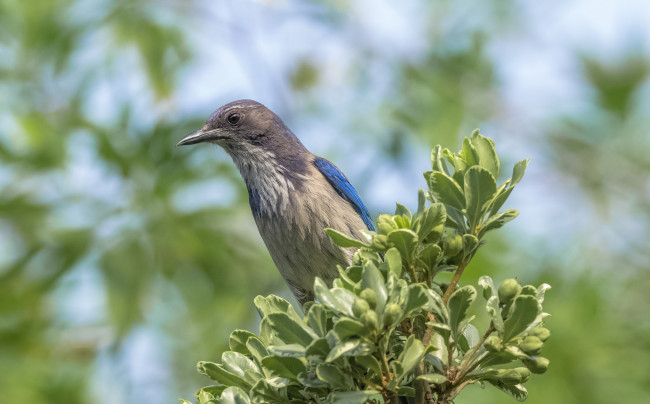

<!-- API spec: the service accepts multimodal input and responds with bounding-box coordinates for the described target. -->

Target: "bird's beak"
[176,128,226,146]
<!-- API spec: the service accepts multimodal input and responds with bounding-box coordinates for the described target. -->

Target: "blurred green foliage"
[1,0,649,403]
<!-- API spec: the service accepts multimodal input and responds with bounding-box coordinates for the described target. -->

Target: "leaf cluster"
[186,132,550,404]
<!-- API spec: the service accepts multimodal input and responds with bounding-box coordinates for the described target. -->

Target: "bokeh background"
[1,0,649,403]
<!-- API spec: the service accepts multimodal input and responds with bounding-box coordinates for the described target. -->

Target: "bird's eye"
[227,113,241,125]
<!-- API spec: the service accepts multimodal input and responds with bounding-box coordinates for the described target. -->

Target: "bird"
[177,99,374,306]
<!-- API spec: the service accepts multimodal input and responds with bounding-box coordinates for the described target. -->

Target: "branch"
[441,258,469,304]
[455,323,495,382]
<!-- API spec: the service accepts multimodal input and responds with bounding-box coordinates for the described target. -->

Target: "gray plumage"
[178,100,373,305]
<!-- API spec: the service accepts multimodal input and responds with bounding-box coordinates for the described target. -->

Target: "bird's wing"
[313,157,375,231]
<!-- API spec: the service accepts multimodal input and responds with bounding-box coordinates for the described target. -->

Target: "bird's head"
[177,99,305,158]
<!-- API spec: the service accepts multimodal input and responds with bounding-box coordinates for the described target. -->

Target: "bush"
[183,131,551,404]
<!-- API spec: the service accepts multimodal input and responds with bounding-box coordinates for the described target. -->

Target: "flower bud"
[483,335,502,352]
[528,327,550,342]
[519,336,544,356]
[382,303,402,326]
[523,356,549,374]
[514,367,531,383]
[377,214,398,235]
[352,299,370,317]
[371,234,389,250]
[359,288,377,310]
[361,310,378,330]
[496,369,522,385]
[498,279,521,303]
[442,233,464,257]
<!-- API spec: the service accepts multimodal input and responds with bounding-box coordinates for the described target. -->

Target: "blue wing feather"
[313,157,375,231]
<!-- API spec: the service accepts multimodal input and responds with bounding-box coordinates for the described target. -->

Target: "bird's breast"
[252,180,368,303]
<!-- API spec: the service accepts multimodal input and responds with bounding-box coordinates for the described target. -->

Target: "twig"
[441,259,469,304]
[455,323,495,382]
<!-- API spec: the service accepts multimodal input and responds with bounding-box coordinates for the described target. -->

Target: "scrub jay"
[177,100,374,305]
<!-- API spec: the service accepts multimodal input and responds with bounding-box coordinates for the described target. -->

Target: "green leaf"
[229,330,257,355]
[427,171,466,211]
[485,380,528,402]
[388,360,405,388]
[416,373,448,385]
[462,234,479,256]
[194,385,226,398]
[448,286,477,342]
[267,344,306,357]
[416,203,446,241]
[443,148,470,187]
[316,363,353,389]
[361,262,388,314]
[445,206,467,233]
[478,276,497,301]
[395,203,412,219]
[306,338,330,359]
[326,339,374,362]
[261,356,306,379]
[253,295,302,324]
[479,209,519,238]
[511,158,530,186]
[416,188,426,217]
[397,386,416,397]
[245,337,268,365]
[418,244,442,272]
[266,313,318,346]
[502,295,540,342]
[314,278,355,317]
[431,145,450,175]
[306,304,328,337]
[355,355,382,376]
[488,181,513,216]
[461,323,480,350]
[399,335,426,374]
[249,379,288,404]
[427,322,451,342]
[222,351,260,379]
[470,131,500,178]
[197,361,251,389]
[219,387,252,404]
[385,247,402,277]
[467,368,500,380]
[429,333,448,365]
[486,296,504,334]
[424,289,449,324]
[536,283,552,304]
[464,166,497,231]
[460,137,479,167]
[259,317,273,345]
[325,228,369,248]
[334,318,366,340]
[326,390,381,403]
[387,229,419,268]
[404,284,429,316]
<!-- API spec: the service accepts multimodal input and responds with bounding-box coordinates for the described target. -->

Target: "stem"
[441,258,469,304]
[421,313,436,346]
[360,377,383,391]
[409,264,418,283]
[448,380,472,401]
[414,364,428,404]
[455,323,495,382]
[414,313,437,404]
